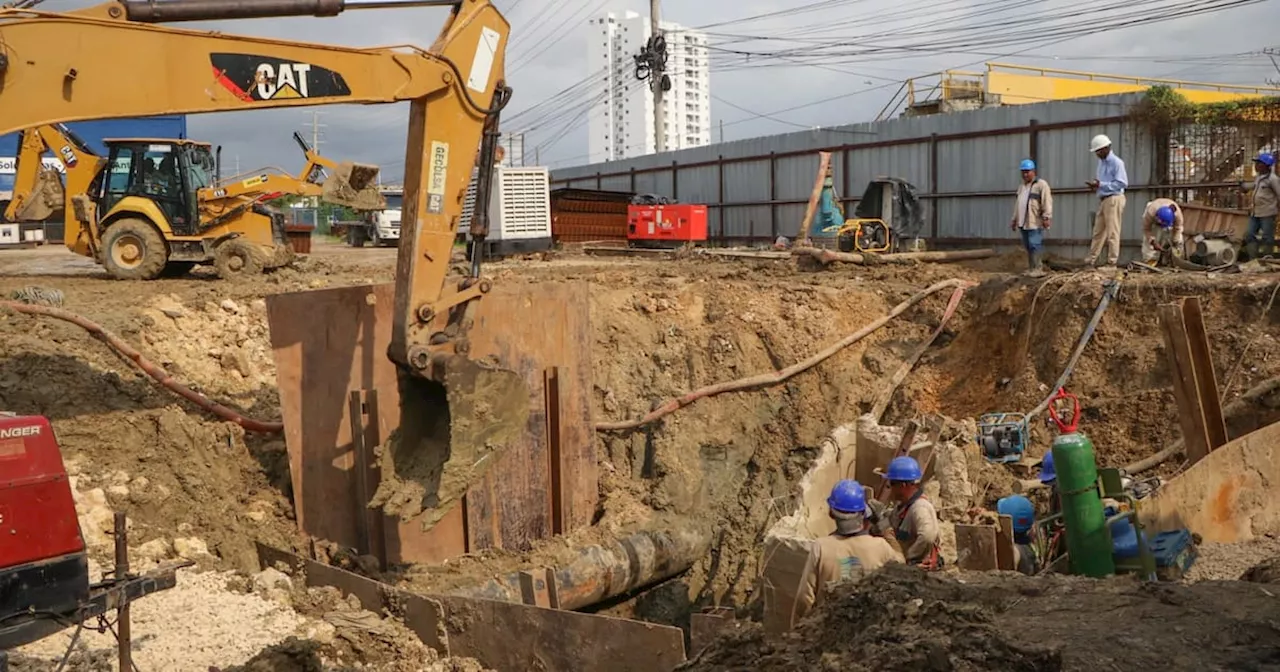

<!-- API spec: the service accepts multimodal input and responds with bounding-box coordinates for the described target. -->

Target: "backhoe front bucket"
[321,161,386,211]
[12,167,64,221]
[264,281,597,564]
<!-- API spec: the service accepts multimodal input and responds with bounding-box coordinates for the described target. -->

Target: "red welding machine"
[627,204,708,248]
[0,414,90,648]
[0,414,188,654]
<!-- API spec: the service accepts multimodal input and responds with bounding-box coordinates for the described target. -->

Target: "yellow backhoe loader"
[3,123,384,279]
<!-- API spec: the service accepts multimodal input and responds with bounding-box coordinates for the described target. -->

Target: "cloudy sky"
[29,0,1280,181]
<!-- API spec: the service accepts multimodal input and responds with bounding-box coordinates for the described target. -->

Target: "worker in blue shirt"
[1085,134,1128,269]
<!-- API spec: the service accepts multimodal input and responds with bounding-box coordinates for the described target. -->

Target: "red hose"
[1,300,284,433]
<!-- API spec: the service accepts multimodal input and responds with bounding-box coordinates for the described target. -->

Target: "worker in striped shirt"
[1085,134,1127,270]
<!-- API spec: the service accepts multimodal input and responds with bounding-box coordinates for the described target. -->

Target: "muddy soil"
[7,241,1280,665]
[683,563,1280,671]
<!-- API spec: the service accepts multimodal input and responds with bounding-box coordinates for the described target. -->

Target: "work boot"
[1028,252,1046,278]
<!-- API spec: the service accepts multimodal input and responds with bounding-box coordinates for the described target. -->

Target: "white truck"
[345,185,401,247]
[459,166,553,257]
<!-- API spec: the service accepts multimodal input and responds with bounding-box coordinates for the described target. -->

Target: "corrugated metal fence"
[550,93,1176,255]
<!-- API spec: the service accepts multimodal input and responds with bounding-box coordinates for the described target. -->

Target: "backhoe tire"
[214,239,266,280]
[102,218,169,280]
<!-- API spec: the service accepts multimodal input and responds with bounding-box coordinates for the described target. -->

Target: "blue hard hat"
[827,479,868,514]
[997,495,1036,534]
[1256,153,1276,168]
[1039,452,1056,484]
[886,456,923,483]
[1019,159,1036,171]
[1156,205,1176,227]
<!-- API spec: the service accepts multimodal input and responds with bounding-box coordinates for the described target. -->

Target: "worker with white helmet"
[1085,134,1128,269]
[1141,198,1184,266]
[1240,152,1280,259]
[1010,158,1053,277]
[797,479,904,617]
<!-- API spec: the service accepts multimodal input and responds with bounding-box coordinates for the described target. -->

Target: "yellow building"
[886,62,1280,118]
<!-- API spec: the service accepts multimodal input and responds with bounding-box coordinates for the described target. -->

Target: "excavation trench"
[380,272,1280,631]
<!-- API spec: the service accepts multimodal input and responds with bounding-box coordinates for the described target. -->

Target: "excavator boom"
[0,0,511,370]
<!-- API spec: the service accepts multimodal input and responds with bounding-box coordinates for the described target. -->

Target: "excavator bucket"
[264,281,598,564]
[321,161,386,211]
[12,167,64,222]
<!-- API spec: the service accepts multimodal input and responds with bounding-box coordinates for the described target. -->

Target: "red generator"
[627,204,708,248]
[0,414,89,649]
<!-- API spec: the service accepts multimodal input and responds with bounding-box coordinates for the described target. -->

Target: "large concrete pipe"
[448,523,712,610]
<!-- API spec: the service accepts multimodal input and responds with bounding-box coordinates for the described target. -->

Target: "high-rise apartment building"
[587,11,710,164]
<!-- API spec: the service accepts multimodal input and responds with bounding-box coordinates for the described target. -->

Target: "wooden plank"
[434,594,686,672]
[954,524,998,571]
[1159,303,1212,465]
[544,567,561,609]
[545,367,564,534]
[1181,297,1229,452]
[266,281,596,563]
[760,537,817,634]
[995,515,1016,572]
[462,283,595,551]
[689,608,734,656]
[519,569,552,608]
[552,286,598,533]
[256,543,684,672]
[360,390,388,569]
[347,391,372,557]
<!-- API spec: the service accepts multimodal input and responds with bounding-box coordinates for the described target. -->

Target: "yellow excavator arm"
[0,0,511,373]
[3,123,108,252]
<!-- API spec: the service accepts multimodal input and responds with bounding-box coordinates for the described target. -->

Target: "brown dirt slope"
[683,564,1280,672]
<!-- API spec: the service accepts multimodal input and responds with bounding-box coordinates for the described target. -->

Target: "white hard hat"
[1089,134,1112,153]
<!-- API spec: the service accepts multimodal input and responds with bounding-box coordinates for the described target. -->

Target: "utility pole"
[307,111,326,207]
[650,0,665,154]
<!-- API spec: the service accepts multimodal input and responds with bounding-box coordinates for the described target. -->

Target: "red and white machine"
[626,203,708,248]
[0,414,186,657]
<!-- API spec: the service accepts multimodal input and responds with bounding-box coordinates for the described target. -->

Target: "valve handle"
[1047,387,1080,433]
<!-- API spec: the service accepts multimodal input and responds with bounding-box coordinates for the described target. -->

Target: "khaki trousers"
[1088,194,1125,266]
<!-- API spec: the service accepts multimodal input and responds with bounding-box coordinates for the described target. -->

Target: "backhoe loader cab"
[100,138,213,235]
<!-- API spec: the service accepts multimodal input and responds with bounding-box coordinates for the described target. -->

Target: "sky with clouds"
[26,0,1280,181]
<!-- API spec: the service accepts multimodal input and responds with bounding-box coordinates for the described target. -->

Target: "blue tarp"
[0,116,188,195]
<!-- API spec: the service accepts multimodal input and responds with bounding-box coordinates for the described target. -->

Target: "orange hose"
[1,300,284,434]
[595,279,973,432]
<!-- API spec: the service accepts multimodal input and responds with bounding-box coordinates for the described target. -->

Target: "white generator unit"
[459,166,553,257]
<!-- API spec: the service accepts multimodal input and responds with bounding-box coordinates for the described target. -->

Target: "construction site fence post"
[769,150,778,241]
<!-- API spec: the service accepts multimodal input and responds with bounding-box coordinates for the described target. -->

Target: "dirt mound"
[1242,555,1280,584]
[135,294,278,408]
[686,564,1280,671]
[0,288,298,573]
[684,564,1057,671]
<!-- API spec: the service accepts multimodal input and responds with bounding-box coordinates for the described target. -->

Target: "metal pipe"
[448,524,711,611]
[122,0,456,23]
[112,512,132,672]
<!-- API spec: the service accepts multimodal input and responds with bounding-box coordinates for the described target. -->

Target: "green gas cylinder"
[1049,390,1115,578]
